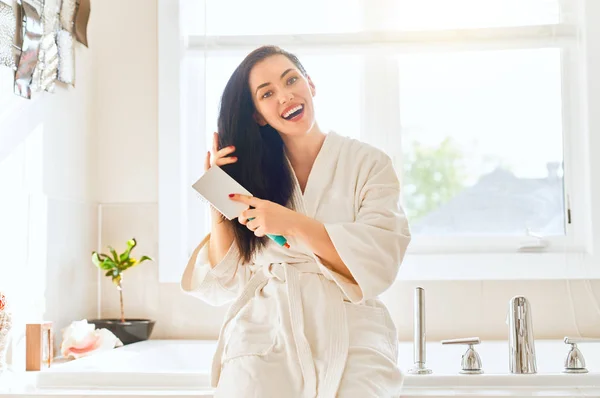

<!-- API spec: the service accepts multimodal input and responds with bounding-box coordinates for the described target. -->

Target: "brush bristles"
[194,192,232,221]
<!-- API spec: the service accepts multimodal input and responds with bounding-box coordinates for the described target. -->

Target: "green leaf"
[92,252,102,268]
[96,240,152,279]
[121,257,138,271]
[100,258,116,270]
[108,246,120,264]
[93,252,115,270]
[117,257,130,271]
[105,269,119,277]
[119,238,137,262]
[139,255,153,263]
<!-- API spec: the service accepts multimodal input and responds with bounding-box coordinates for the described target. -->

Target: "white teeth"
[282,105,303,118]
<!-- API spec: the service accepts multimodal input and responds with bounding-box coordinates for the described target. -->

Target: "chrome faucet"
[507,296,537,374]
[562,336,600,373]
[408,287,432,374]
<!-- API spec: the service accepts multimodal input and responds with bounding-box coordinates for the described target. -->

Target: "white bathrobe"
[181,131,411,398]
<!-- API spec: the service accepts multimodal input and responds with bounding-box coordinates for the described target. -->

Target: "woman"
[181,45,411,398]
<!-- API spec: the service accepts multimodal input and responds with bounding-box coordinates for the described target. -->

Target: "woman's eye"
[287,76,298,85]
[262,91,272,99]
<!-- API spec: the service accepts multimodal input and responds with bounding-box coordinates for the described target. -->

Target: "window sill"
[397,251,597,281]
[160,251,597,284]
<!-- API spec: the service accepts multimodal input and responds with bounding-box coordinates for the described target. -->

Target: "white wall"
[94,0,600,342]
[0,25,98,365]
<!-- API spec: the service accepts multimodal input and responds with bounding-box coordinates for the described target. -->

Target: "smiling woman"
[180,44,412,397]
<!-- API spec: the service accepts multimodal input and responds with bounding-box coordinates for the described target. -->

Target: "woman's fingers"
[238,209,257,226]
[216,145,235,158]
[212,132,218,154]
[246,220,266,237]
[204,150,211,172]
[214,145,237,166]
[215,156,237,167]
[209,135,236,168]
[238,210,248,225]
[246,219,259,231]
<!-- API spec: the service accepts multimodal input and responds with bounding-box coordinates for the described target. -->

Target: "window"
[159,0,588,282]
[399,48,565,236]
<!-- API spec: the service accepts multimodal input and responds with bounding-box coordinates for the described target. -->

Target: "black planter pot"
[88,319,156,345]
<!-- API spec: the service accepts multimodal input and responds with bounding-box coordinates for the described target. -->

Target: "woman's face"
[248,54,316,137]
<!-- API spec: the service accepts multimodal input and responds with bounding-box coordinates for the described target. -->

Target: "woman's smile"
[281,104,305,121]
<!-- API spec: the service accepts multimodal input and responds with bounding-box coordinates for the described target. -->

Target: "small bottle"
[25,321,53,371]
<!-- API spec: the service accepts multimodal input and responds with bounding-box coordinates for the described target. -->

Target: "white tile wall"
[45,198,98,348]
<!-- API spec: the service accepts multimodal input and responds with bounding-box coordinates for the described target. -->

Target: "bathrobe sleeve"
[318,152,411,304]
[180,234,252,306]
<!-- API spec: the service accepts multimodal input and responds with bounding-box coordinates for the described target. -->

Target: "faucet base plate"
[408,364,433,375]
[460,369,484,375]
[563,368,588,374]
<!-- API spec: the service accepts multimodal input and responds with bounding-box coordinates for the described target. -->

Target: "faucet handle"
[441,337,483,374]
[563,336,600,373]
[564,337,600,345]
[442,337,481,346]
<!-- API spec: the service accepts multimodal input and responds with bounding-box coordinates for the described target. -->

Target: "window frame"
[158,0,600,282]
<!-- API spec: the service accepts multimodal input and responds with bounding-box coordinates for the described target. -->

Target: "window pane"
[296,53,363,140]
[179,0,560,36]
[204,55,243,141]
[391,0,560,30]
[179,0,363,36]
[399,48,565,236]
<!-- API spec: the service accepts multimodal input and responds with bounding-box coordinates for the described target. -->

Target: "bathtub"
[2,339,600,397]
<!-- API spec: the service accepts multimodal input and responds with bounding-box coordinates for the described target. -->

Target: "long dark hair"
[216,46,308,263]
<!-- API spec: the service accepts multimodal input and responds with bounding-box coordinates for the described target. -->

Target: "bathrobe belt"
[211,261,349,398]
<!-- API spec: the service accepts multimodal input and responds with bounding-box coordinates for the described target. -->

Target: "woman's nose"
[278,90,294,104]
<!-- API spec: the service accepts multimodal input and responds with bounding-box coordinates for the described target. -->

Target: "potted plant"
[89,238,155,345]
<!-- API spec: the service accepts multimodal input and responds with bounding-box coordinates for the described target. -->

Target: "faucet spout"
[508,296,537,374]
[408,287,432,374]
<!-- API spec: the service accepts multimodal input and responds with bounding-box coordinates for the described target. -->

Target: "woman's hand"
[231,194,355,281]
[229,194,303,238]
[205,131,237,172]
